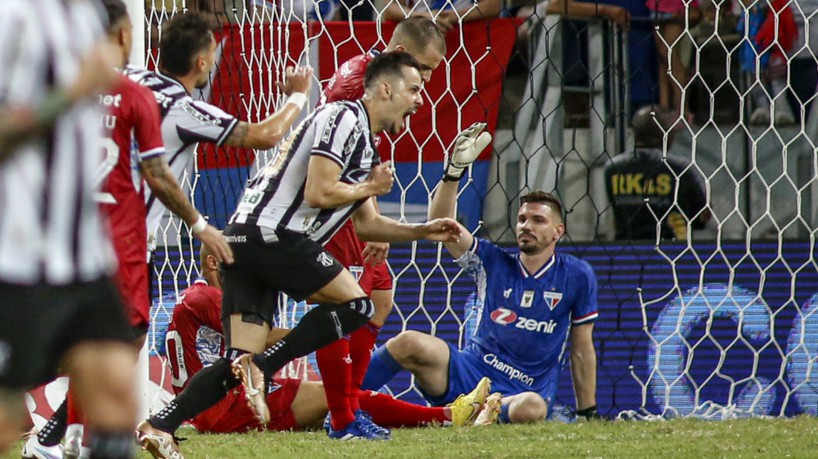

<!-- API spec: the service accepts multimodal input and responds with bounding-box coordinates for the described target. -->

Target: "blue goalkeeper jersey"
[456,238,598,394]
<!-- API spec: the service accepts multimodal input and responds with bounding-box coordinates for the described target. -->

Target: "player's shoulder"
[555,252,596,279]
[182,281,223,305]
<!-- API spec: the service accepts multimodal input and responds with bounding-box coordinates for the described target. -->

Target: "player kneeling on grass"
[362,123,602,424]
[154,245,497,444]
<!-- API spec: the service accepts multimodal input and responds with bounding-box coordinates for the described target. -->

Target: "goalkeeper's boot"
[21,432,63,459]
[447,376,491,426]
[355,409,391,440]
[231,353,271,425]
[136,420,185,459]
[473,392,503,426]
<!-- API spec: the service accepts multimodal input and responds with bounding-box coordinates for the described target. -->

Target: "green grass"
[7,417,818,458]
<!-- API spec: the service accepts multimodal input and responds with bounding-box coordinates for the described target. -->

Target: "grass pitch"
[6,416,818,458]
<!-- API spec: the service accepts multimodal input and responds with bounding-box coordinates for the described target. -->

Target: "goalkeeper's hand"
[444,122,492,182]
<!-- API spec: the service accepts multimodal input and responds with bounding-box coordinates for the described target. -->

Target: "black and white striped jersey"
[124,66,238,241]
[230,99,380,245]
[0,0,117,285]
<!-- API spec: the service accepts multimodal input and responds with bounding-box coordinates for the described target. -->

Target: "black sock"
[148,357,240,433]
[88,431,134,459]
[254,297,374,375]
[37,398,68,446]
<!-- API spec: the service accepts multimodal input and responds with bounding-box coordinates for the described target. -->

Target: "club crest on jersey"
[316,252,334,267]
[521,290,535,308]
[350,266,364,282]
[543,291,563,310]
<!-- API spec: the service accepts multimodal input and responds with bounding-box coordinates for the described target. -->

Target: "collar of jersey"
[193,278,209,286]
[517,253,556,279]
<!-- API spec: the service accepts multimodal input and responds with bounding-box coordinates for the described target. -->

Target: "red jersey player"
[316,17,449,436]
[163,244,496,436]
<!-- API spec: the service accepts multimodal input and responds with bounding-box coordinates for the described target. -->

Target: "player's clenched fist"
[280,66,313,96]
[368,161,394,196]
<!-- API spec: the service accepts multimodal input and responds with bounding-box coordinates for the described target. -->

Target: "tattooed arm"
[140,156,234,263]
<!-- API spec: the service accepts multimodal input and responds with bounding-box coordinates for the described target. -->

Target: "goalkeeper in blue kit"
[362,123,601,423]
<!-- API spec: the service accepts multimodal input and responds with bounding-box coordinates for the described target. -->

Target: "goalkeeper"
[363,123,601,423]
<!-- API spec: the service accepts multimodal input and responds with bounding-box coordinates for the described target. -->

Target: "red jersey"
[322,51,393,293]
[97,75,164,265]
[165,280,300,433]
[322,51,375,104]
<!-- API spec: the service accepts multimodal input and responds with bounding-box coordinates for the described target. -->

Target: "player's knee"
[334,297,375,335]
[509,392,548,423]
[386,331,429,365]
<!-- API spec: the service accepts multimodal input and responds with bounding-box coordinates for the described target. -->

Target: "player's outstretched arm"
[222,66,313,150]
[141,156,234,264]
[353,199,461,243]
[304,157,394,209]
[570,322,598,417]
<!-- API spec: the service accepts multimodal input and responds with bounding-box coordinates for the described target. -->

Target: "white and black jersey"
[230,100,379,245]
[0,0,116,285]
[124,66,239,243]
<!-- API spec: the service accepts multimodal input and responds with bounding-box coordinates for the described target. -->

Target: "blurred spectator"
[381,0,504,33]
[737,0,796,125]
[646,0,701,118]
[788,0,818,123]
[604,106,710,241]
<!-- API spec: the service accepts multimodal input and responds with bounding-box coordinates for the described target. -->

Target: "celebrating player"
[363,123,600,423]
[315,16,448,438]
[124,11,310,259]
[0,0,138,457]
[22,2,233,457]
[136,51,462,457]
[163,244,494,438]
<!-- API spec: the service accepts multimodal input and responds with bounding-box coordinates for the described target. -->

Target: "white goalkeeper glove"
[444,122,493,182]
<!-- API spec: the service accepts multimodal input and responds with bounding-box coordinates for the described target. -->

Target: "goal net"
[136,0,818,421]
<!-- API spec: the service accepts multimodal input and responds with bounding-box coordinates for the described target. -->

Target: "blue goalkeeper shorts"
[419,342,558,409]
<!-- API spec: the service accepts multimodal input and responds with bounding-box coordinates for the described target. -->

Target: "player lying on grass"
[157,244,499,440]
[362,123,601,423]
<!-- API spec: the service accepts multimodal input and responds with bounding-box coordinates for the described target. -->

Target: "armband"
[286,92,308,111]
[191,215,207,234]
[34,90,72,128]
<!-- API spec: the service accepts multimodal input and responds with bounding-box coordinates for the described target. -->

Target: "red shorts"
[325,221,393,295]
[191,378,302,433]
[114,259,149,329]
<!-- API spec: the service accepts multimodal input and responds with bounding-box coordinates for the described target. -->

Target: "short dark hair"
[159,11,217,77]
[364,51,422,90]
[632,105,673,148]
[100,0,128,32]
[520,191,564,222]
[392,17,446,55]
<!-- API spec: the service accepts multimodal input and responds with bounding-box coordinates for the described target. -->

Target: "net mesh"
[143,0,818,418]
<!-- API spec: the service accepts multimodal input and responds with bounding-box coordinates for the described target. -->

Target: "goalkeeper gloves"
[444,122,493,182]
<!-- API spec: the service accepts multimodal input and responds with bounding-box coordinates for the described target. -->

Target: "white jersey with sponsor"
[0,0,117,285]
[230,99,379,245]
[124,67,238,245]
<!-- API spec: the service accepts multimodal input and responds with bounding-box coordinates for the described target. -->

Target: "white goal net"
[137,0,818,420]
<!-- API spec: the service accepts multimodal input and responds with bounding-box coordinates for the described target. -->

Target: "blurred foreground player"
[22,2,233,458]
[0,1,138,457]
